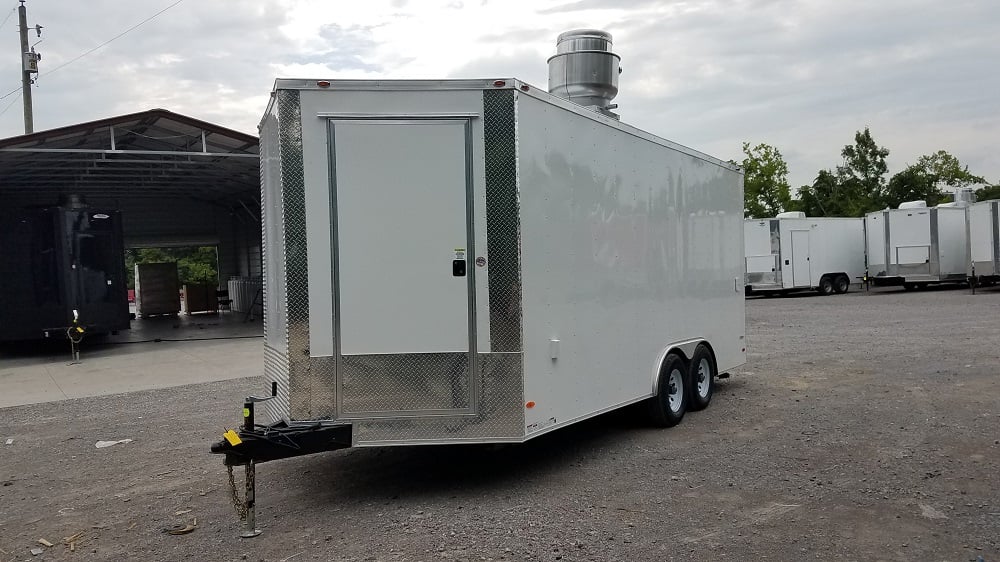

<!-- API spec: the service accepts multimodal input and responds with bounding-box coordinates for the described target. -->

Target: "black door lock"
[452,259,466,277]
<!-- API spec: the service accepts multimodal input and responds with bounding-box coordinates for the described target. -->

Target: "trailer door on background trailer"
[329,118,475,416]
[790,230,811,287]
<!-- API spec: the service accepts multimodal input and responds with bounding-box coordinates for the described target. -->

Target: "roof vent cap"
[547,29,621,118]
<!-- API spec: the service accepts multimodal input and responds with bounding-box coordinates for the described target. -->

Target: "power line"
[0,84,19,101]
[0,0,185,119]
[0,6,15,32]
[0,90,21,118]
[38,0,186,80]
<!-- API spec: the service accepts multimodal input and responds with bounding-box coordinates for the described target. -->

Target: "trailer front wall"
[260,84,526,443]
[515,93,745,435]
[744,220,780,288]
[887,209,933,276]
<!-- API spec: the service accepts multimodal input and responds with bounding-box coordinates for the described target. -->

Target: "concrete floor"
[0,312,262,408]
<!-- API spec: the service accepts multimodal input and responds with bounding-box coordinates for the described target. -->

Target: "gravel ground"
[2,286,998,561]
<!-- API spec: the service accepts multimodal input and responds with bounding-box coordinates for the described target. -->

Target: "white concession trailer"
[211,30,746,536]
[968,199,1000,285]
[744,213,866,295]
[865,201,969,289]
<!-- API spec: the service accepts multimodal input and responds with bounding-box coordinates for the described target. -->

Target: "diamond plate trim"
[262,345,290,422]
[340,353,471,414]
[483,89,522,353]
[352,352,523,443]
[275,89,316,419]
[260,103,288,423]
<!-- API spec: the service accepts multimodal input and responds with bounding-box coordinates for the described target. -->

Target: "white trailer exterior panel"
[864,211,886,273]
[258,79,745,446]
[868,205,969,285]
[516,93,745,435]
[968,200,1000,280]
[744,217,865,294]
[744,220,779,287]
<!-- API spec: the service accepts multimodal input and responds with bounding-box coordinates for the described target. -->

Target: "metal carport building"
[0,108,262,285]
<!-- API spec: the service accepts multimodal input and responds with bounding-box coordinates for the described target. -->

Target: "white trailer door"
[790,230,811,287]
[330,119,476,416]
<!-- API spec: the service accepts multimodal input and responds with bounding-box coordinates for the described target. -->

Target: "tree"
[837,127,889,213]
[884,165,941,209]
[794,169,842,217]
[883,150,986,209]
[975,183,1000,201]
[125,246,219,289]
[916,150,985,190]
[741,142,792,218]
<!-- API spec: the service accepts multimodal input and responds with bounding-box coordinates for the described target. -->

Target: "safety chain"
[226,464,251,521]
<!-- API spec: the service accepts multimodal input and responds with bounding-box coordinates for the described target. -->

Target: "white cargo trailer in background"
[866,201,969,289]
[967,199,1000,285]
[744,213,866,296]
[212,29,746,536]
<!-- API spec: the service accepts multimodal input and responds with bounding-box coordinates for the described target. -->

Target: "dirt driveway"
[2,286,998,561]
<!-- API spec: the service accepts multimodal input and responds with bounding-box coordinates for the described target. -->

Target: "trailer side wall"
[865,212,886,274]
[516,93,745,435]
[936,206,969,279]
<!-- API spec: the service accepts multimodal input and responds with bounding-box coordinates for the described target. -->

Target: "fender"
[650,338,712,395]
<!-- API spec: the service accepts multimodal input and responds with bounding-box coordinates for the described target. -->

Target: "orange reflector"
[525,401,535,409]
[493,80,506,87]
[317,80,331,88]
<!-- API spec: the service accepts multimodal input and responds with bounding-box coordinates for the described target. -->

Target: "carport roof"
[0,109,260,202]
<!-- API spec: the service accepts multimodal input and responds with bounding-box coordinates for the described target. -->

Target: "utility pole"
[18,0,41,134]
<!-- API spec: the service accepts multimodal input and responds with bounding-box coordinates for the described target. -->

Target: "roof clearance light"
[493,80,506,87]
[519,84,529,91]
[317,80,331,88]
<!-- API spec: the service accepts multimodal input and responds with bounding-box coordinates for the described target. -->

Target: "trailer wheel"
[687,344,716,411]
[646,354,688,427]
[833,274,850,294]
[817,277,834,295]
[903,283,915,291]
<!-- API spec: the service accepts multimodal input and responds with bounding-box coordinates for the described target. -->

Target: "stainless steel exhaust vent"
[547,29,621,118]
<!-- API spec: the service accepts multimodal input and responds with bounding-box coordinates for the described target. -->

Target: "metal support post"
[17,1,34,134]
[238,399,261,537]
[241,461,261,538]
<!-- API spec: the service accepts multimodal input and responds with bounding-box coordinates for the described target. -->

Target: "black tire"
[645,354,689,427]
[687,343,716,411]
[817,277,834,295]
[833,274,850,294]
[903,283,915,291]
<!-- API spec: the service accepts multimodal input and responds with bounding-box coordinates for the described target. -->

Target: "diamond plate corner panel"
[352,352,524,443]
[482,89,522,353]
[275,89,317,419]
[341,353,471,414]
[262,345,291,422]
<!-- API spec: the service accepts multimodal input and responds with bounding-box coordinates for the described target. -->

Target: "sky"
[0,0,996,190]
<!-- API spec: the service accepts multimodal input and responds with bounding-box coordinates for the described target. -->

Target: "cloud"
[0,0,995,187]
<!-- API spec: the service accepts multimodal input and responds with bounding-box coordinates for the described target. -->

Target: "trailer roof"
[269,78,741,173]
[0,109,259,202]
